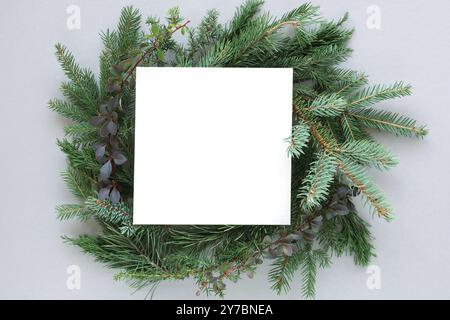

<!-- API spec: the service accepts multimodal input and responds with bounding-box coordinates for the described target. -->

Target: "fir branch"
[299,248,331,299]
[348,109,427,137]
[133,226,169,264]
[294,107,340,152]
[334,70,368,96]
[269,253,301,294]
[310,12,352,47]
[340,140,398,169]
[295,108,393,219]
[229,14,295,65]
[276,3,320,25]
[48,99,90,122]
[337,158,392,220]
[168,225,247,249]
[308,44,352,67]
[99,30,118,99]
[57,139,99,171]
[56,204,91,221]
[345,82,412,109]
[63,233,160,273]
[63,123,97,140]
[293,83,316,99]
[298,152,336,210]
[286,122,310,158]
[85,197,132,225]
[61,166,94,200]
[198,40,234,67]
[223,0,264,39]
[305,93,346,117]
[195,9,223,49]
[55,44,99,113]
[300,252,317,299]
[295,46,353,87]
[318,213,375,266]
[60,82,97,116]
[341,112,371,141]
[338,213,375,267]
[117,6,142,56]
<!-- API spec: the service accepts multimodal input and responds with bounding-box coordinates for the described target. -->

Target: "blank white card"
[134,67,292,225]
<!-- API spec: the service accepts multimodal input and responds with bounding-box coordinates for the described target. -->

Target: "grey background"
[0,0,449,299]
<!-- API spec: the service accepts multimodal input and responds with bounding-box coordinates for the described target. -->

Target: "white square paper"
[134,67,292,225]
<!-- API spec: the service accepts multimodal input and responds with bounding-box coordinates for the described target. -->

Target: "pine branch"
[168,225,247,249]
[61,166,94,200]
[295,109,393,220]
[333,70,368,95]
[198,40,234,67]
[269,252,301,294]
[85,197,132,225]
[60,82,98,116]
[308,44,352,67]
[298,152,336,210]
[276,3,320,25]
[195,9,223,49]
[337,158,392,220]
[340,140,398,169]
[216,2,320,67]
[63,233,157,272]
[318,212,375,266]
[133,226,169,264]
[309,12,352,47]
[300,254,317,299]
[348,108,427,137]
[306,93,346,117]
[99,30,118,99]
[295,45,353,86]
[223,0,264,40]
[63,123,97,141]
[229,14,291,65]
[294,107,340,152]
[341,112,372,141]
[56,204,91,221]
[293,83,316,99]
[48,99,90,122]
[55,44,99,113]
[345,82,412,109]
[340,213,374,266]
[299,248,330,299]
[117,6,142,56]
[55,43,90,85]
[57,139,99,171]
[286,122,310,158]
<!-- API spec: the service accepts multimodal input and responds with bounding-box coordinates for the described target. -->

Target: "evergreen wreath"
[51,0,427,299]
